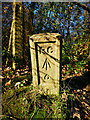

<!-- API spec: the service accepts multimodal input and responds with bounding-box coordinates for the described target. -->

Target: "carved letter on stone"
[29,33,61,95]
[44,74,49,80]
[47,46,53,53]
[42,58,51,70]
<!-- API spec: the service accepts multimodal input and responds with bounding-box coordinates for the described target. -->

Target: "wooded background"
[2,2,90,76]
[2,2,90,119]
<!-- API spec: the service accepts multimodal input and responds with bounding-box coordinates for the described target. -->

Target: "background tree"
[2,2,90,73]
[12,1,16,70]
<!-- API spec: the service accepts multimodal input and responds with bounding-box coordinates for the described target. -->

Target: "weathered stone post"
[29,33,62,95]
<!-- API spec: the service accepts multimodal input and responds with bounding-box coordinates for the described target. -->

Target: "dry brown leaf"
[5,80,11,86]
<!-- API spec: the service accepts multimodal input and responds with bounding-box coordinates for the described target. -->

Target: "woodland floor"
[1,66,90,119]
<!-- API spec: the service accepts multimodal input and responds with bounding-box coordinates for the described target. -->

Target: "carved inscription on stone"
[44,74,49,80]
[47,46,53,53]
[38,45,54,80]
[42,58,51,70]
[39,46,53,54]
[30,33,61,95]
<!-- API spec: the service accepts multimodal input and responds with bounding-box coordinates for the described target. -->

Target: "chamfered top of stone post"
[30,33,62,42]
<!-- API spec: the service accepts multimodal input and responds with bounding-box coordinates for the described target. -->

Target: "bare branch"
[73,2,90,13]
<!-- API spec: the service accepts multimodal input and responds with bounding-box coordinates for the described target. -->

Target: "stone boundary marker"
[29,33,62,95]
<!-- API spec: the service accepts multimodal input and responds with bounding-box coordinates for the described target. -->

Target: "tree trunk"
[5,20,13,67]
[12,1,16,70]
[22,3,26,67]
[29,2,35,35]
[67,3,71,42]
[28,2,35,71]
[15,2,23,69]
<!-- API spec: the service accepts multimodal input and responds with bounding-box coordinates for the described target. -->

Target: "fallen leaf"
[5,80,11,86]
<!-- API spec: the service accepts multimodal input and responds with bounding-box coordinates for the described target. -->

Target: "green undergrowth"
[2,84,75,120]
[2,85,34,120]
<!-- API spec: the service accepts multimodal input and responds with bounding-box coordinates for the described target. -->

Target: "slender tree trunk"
[67,3,71,42]
[15,2,23,69]
[22,3,26,67]
[5,20,13,67]
[49,6,52,32]
[63,3,67,42]
[84,3,88,26]
[24,3,29,66]
[84,3,90,59]
[29,2,35,35]
[39,4,43,33]
[12,1,16,70]
[28,2,35,71]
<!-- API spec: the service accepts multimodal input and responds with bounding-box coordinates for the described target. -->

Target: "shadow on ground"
[63,71,90,90]
[62,71,90,120]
